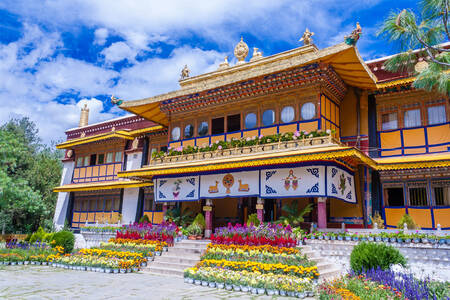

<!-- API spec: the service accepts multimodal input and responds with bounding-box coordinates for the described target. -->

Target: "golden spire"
[79,104,89,127]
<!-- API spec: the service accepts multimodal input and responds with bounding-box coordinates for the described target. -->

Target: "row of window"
[381,105,447,131]
[383,181,449,207]
[171,102,317,141]
[76,151,122,167]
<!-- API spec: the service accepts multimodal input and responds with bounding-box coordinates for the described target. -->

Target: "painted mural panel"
[326,166,356,203]
[260,166,326,198]
[200,171,259,198]
[155,176,199,202]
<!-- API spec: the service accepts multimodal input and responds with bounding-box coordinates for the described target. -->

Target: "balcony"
[149,135,339,166]
[72,162,123,183]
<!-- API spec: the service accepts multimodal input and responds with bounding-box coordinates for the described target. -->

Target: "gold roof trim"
[375,153,450,170]
[120,43,377,124]
[56,125,163,149]
[118,146,377,179]
[53,180,152,192]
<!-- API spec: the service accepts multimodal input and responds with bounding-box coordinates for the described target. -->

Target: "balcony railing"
[72,162,122,183]
[149,135,339,166]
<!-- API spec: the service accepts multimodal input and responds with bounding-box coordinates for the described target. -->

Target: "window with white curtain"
[381,112,398,130]
[281,106,295,123]
[404,109,421,128]
[427,105,447,125]
[301,102,316,120]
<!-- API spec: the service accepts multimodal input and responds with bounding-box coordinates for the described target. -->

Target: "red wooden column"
[204,199,213,238]
[256,198,264,223]
[162,202,168,217]
[317,197,327,229]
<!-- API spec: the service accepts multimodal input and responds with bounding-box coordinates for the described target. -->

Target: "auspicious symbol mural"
[222,174,235,194]
[172,179,182,200]
[283,169,299,191]
[208,181,219,193]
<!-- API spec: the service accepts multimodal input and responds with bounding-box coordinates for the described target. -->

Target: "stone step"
[142,266,184,277]
[316,262,335,272]
[169,246,206,255]
[318,267,342,282]
[155,255,200,265]
[149,261,193,271]
[173,242,209,249]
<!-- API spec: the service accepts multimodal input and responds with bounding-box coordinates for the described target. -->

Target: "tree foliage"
[276,201,313,227]
[377,0,449,95]
[0,117,63,233]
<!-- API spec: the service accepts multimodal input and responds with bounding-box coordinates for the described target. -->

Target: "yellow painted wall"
[384,207,407,227]
[427,124,450,145]
[408,208,433,229]
[434,208,450,228]
[339,87,358,137]
[299,121,318,133]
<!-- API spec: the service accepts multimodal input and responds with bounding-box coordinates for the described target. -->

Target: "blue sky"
[0,0,417,144]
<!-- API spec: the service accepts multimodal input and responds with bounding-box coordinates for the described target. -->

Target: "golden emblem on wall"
[66,149,73,158]
[222,174,235,193]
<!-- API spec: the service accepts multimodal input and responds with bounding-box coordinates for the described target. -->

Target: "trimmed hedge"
[350,242,407,273]
[52,230,75,254]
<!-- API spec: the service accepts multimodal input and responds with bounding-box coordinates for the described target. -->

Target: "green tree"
[276,201,313,227]
[377,0,449,95]
[0,118,63,233]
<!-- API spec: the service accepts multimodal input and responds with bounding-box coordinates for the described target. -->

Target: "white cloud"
[94,28,108,45]
[100,41,137,63]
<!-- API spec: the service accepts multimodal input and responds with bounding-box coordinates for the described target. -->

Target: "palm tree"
[276,201,313,227]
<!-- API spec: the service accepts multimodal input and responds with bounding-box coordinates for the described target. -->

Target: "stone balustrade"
[150,135,338,165]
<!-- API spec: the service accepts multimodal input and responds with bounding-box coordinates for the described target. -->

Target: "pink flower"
[168,146,172,150]
[294,131,300,137]
[218,145,222,150]
[259,135,263,139]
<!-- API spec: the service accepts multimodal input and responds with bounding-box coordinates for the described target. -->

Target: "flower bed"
[319,269,450,300]
[184,267,315,297]
[203,244,314,266]
[305,230,450,245]
[0,242,61,265]
[211,223,296,247]
[116,222,178,245]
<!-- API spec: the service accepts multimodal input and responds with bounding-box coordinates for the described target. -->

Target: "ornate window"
[408,181,428,206]
[184,124,194,138]
[428,105,446,125]
[244,113,257,129]
[106,153,113,163]
[383,183,404,207]
[262,109,275,126]
[171,127,181,141]
[76,157,83,167]
[381,112,398,130]
[84,156,90,166]
[404,108,421,128]
[198,121,208,136]
[281,106,295,123]
[432,180,450,206]
[114,151,122,162]
[301,102,316,120]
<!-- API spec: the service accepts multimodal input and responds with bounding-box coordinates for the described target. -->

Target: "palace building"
[53,29,450,233]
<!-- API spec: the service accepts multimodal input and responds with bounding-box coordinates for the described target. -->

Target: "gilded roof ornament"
[234,37,249,65]
[218,56,230,70]
[250,47,263,61]
[344,22,362,46]
[299,28,314,46]
[180,65,190,80]
[111,95,123,106]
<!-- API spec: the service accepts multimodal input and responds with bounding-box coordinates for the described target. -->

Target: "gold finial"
[180,65,190,80]
[250,47,263,61]
[218,56,230,70]
[299,28,314,46]
[79,104,89,127]
[234,36,249,65]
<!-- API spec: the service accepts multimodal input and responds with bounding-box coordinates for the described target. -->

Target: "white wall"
[122,187,140,224]
[53,161,75,229]
[126,152,142,171]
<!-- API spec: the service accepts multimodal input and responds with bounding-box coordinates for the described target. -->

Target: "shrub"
[397,214,417,230]
[52,230,75,254]
[350,242,407,273]
[139,214,150,224]
[187,223,202,236]
[192,213,206,230]
[247,213,260,227]
[43,232,55,243]
[29,226,47,243]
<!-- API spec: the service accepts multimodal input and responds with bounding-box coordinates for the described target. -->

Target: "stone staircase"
[298,244,342,282]
[142,239,209,277]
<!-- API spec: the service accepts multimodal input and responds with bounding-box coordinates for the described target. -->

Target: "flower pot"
[188,278,194,284]
[352,237,359,241]
[24,261,29,265]
[42,262,48,266]
[155,251,161,256]
[241,286,249,292]
[390,238,397,243]
[267,289,276,296]
[337,236,343,241]
[345,236,352,241]
[404,238,411,243]
[422,238,429,243]
[233,285,241,291]
[18,262,23,265]
[195,280,201,285]
[375,237,382,242]
[287,291,295,297]
[397,238,403,243]
[307,291,315,297]
[330,236,336,241]
[438,239,446,245]
[382,238,389,243]
[141,262,147,267]
[225,284,233,290]
[217,283,224,289]
[279,290,287,296]
[429,239,436,244]
[208,282,216,288]
[201,281,208,286]
[368,237,374,242]
[413,238,420,243]
[318,235,323,240]
[113,269,119,274]
[324,235,329,240]
[31,261,36,265]
[296,292,306,298]
[257,288,265,294]
[196,235,203,240]
[251,288,258,294]
[11,262,16,266]
[120,269,127,273]
[133,268,139,272]
[127,268,132,273]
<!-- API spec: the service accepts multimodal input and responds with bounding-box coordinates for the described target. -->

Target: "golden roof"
[53,180,152,192]
[375,153,450,170]
[120,43,377,125]
[56,126,163,149]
